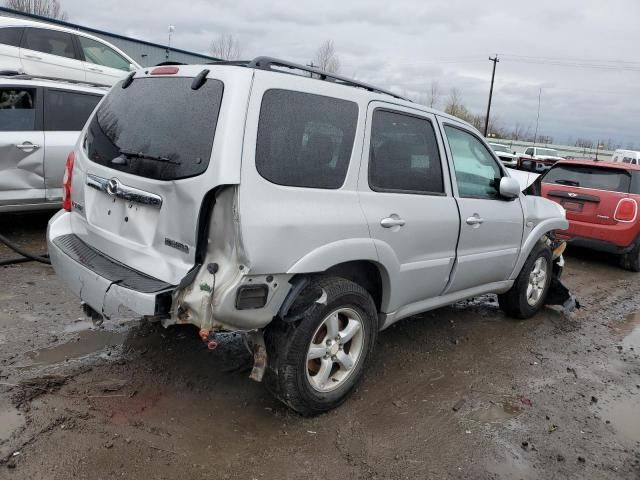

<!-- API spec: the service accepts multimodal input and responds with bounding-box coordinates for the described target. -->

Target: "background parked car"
[488,142,518,167]
[0,17,140,86]
[0,75,105,212]
[519,146,565,172]
[541,159,640,270]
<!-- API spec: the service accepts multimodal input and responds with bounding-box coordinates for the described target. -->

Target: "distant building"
[0,6,219,66]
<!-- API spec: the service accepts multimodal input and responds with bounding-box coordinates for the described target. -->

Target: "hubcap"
[306,308,365,392]
[526,257,548,306]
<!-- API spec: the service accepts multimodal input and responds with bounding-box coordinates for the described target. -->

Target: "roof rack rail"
[206,60,250,66]
[0,73,109,89]
[246,56,409,101]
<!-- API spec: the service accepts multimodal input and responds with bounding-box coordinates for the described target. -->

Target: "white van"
[611,149,640,165]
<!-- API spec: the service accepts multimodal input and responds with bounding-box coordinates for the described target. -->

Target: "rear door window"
[256,89,358,189]
[368,109,444,194]
[0,88,37,131]
[0,27,23,47]
[22,28,77,59]
[543,165,631,192]
[44,89,102,131]
[78,36,130,71]
[86,77,223,180]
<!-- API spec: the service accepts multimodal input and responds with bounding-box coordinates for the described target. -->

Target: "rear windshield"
[86,77,223,181]
[543,164,631,193]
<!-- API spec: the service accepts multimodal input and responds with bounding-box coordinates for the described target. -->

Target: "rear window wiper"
[555,179,579,187]
[118,149,181,165]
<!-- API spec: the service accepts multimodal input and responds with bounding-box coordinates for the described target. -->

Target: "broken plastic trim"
[545,277,580,314]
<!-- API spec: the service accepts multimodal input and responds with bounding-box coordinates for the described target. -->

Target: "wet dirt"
[1,212,640,479]
[24,329,127,367]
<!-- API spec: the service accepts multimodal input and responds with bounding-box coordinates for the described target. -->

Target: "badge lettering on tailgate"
[164,237,189,254]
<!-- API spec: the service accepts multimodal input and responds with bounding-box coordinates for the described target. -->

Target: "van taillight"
[62,151,75,211]
[614,198,637,223]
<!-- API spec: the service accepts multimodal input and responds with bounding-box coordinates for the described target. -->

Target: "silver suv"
[0,75,105,212]
[47,58,572,415]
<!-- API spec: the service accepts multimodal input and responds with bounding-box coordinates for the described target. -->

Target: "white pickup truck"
[518,147,565,172]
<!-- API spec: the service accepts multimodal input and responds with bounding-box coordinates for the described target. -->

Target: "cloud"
[60,0,639,145]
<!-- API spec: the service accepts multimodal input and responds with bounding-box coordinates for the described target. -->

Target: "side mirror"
[129,63,137,72]
[499,176,521,198]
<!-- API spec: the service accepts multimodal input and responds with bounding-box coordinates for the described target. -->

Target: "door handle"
[466,215,484,226]
[24,54,42,60]
[380,216,406,228]
[15,142,40,151]
[88,67,103,72]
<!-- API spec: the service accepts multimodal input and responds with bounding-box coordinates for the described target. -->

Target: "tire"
[619,242,640,272]
[264,276,378,416]
[498,242,553,319]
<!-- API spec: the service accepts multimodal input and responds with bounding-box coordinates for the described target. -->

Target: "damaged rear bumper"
[47,211,174,319]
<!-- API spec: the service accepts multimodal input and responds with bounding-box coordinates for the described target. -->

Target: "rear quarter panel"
[238,71,374,275]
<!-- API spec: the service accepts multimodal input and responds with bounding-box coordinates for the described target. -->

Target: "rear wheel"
[499,242,552,319]
[264,276,377,416]
[619,242,640,272]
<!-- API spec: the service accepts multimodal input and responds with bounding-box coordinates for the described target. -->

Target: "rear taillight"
[614,198,637,223]
[62,151,75,211]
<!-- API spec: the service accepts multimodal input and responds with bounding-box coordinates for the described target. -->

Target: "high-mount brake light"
[62,151,75,211]
[614,198,637,223]
[151,66,179,75]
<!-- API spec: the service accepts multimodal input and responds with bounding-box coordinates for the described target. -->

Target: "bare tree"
[5,0,68,19]
[444,88,471,121]
[210,33,242,60]
[427,81,440,109]
[313,40,340,73]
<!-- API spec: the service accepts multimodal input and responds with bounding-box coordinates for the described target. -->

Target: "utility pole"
[483,54,499,137]
[306,61,317,78]
[533,88,542,146]
[166,25,175,60]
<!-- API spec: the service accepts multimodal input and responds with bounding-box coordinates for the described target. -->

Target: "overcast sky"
[62,0,639,147]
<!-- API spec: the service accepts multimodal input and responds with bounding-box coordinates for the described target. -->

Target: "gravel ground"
[0,211,638,479]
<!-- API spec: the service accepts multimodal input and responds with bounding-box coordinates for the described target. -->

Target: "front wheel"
[264,276,378,416]
[499,242,552,319]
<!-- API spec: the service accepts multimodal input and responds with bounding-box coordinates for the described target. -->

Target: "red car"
[541,160,640,271]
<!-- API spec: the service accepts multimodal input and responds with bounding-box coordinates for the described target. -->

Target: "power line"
[499,54,640,72]
[500,53,640,66]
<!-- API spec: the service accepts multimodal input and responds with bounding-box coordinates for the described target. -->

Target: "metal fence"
[488,138,615,160]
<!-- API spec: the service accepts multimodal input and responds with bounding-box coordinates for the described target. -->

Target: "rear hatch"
[541,163,632,229]
[69,67,250,285]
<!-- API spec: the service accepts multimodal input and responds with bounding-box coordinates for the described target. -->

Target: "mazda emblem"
[568,192,577,198]
[106,178,119,196]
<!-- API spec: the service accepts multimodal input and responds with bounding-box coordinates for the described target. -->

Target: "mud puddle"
[24,329,127,367]
[618,311,640,350]
[600,396,640,446]
[0,399,24,443]
[467,399,524,423]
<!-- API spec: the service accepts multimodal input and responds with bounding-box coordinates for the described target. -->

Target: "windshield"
[86,77,223,181]
[537,148,560,157]
[543,164,631,193]
[490,144,509,153]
